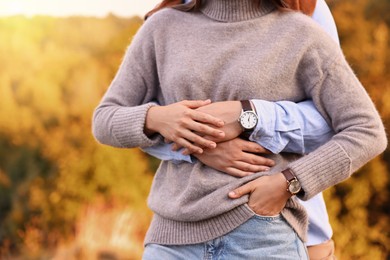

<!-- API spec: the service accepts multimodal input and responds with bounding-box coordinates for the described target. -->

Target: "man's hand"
[194,138,275,177]
[229,173,291,216]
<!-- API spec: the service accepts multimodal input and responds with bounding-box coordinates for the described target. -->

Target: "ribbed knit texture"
[289,141,351,199]
[92,0,387,246]
[112,103,161,147]
[145,204,254,244]
[201,0,275,22]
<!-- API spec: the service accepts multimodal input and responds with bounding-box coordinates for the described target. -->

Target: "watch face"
[240,111,258,130]
[288,179,302,195]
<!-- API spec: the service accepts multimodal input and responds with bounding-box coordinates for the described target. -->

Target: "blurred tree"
[0,15,151,258]
[324,0,390,258]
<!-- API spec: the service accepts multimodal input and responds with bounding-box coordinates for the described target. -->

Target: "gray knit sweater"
[92,0,387,245]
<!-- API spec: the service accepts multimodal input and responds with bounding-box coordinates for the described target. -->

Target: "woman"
[143,1,339,259]
[92,0,387,258]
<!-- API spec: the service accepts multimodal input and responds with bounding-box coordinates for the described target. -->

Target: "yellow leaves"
[0,15,151,257]
[332,0,390,80]
[371,22,389,76]
[49,191,61,204]
[0,169,11,187]
[53,201,150,259]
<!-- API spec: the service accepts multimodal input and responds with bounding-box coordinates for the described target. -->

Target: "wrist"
[238,100,258,139]
[275,173,293,199]
[144,106,160,136]
[281,169,302,196]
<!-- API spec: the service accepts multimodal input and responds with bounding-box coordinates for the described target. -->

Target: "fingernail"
[229,191,236,197]
[209,143,216,148]
[264,167,270,171]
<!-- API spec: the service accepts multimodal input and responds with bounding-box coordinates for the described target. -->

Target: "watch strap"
[281,169,296,182]
[240,131,252,140]
[240,100,252,112]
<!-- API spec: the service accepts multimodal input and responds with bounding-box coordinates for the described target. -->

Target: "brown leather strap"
[239,100,255,140]
[282,169,296,182]
[240,100,252,112]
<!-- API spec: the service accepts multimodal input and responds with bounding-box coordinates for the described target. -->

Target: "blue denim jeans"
[143,214,308,259]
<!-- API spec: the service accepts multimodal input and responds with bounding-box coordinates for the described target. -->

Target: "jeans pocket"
[253,213,281,221]
[244,204,281,220]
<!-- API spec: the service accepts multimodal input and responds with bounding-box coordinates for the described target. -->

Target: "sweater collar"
[200,0,276,22]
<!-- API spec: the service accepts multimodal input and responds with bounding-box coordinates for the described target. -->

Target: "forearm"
[291,58,387,200]
[250,99,334,154]
[92,21,163,149]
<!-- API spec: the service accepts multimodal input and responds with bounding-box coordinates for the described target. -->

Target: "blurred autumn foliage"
[0,0,389,259]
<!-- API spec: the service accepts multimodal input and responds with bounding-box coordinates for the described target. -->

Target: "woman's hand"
[195,101,243,142]
[145,100,225,154]
[194,138,275,177]
[228,173,291,216]
[171,100,245,153]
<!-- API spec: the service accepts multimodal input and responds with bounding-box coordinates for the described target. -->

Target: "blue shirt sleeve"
[141,143,193,164]
[250,100,334,154]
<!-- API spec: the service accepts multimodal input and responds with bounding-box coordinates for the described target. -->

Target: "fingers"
[225,167,256,178]
[181,99,212,109]
[171,136,204,154]
[238,139,271,154]
[232,161,271,174]
[182,148,191,156]
[170,118,224,149]
[169,128,216,153]
[180,129,217,149]
[240,153,275,167]
[190,110,225,128]
[189,120,225,139]
[229,181,254,199]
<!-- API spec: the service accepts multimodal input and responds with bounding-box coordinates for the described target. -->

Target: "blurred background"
[0,0,389,259]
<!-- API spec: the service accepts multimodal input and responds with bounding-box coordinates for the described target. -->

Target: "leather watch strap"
[239,100,255,140]
[240,100,252,112]
[281,169,296,182]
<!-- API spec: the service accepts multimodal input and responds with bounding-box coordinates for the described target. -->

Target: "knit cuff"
[111,102,162,148]
[289,141,352,200]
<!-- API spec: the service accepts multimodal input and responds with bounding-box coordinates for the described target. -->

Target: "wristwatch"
[238,100,258,139]
[281,169,302,195]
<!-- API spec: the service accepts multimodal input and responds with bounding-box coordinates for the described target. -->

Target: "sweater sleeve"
[92,22,162,148]
[290,55,387,201]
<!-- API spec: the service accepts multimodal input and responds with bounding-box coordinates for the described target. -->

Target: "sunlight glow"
[0,0,161,18]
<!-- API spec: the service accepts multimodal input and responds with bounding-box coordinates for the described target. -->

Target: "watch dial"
[240,112,258,129]
[289,179,302,194]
